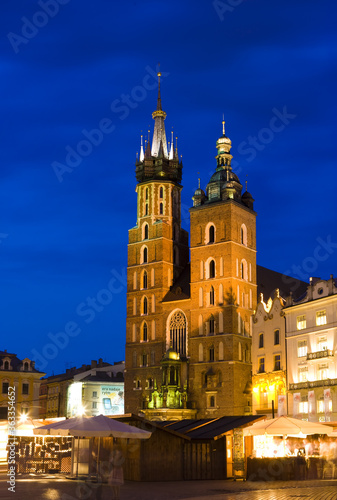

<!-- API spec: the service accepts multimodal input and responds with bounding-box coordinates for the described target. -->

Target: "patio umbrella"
[243,416,334,437]
[34,415,151,477]
[34,414,151,439]
[33,416,89,436]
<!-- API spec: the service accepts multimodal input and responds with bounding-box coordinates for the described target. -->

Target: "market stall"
[243,416,336,481]
[34,414,151,479]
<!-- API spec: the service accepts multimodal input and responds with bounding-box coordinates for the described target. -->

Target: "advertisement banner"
[293,392,301,417]
[308,390,316,421]
[277,395,287,417]
[324,388,331,418]
[100,385,124,415]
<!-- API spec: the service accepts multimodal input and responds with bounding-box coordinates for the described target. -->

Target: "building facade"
[125,74,257,419]
[0,350,45,419]
[286,276,337,422]
[40,359,124,418]
[252,290,287,417]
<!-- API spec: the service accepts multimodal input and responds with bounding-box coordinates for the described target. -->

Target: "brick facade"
[125,79,256,419]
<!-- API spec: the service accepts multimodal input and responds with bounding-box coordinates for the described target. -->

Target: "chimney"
[98,358,103,367]
[91,360,97,368]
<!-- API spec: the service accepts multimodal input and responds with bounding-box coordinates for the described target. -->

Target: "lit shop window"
[299,401,308,414]
[318,363,329,380]
[297,340,307,358]
[318,335,328,351]
[317,400,332,413]
[316,310,327,326]
[298,366,308,382]
[297,315,306,330]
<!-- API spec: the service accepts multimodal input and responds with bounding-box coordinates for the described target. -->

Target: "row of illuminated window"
[132,351,156,368]
[199,258,251,282]
[139,245,179,265]
[296,400,332,414]
[132,295,156,316]
[140,185,180,218]
[2,382,30,394]
[258,330,280,349]
[198,286,252,309]
[204,222,248,246]
[48,385,59,395]
[133,269,155,290]
[47,399,58,410]
[140,222,180,242]
[297,336,329,357]
[297,363,330,381]
[133,378,154,390]
[132,314,251,343]
[198,341,250,363]
[258,355,282,373]
[296,310,327,330]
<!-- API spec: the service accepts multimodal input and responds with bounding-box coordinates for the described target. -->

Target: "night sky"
[1,1,336,376]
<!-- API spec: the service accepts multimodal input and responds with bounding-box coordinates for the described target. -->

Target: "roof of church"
[162,264,190,302]
[257,265,307,301]
[162,264,307,304]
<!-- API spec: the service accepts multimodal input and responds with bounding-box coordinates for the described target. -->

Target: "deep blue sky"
[1,0,336,376]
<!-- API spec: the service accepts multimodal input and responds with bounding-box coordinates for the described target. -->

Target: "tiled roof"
[154,415,263,440]
[257,265,307,301]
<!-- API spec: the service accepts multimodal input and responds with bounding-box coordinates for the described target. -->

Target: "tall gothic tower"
[125,80,256,419]
[124,74,190,416]
[188,121,257,417]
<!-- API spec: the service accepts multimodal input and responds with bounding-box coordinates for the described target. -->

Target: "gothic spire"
[151,72,168,158]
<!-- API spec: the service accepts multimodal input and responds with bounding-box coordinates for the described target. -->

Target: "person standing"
[108,448,124,500]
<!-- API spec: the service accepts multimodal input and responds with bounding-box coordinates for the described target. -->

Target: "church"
[125,73,257,420]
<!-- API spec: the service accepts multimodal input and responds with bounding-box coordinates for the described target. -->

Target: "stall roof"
[154,416,263,440]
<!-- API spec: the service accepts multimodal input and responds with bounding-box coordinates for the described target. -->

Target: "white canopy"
[34,414,151,439]
[243,416,334,437]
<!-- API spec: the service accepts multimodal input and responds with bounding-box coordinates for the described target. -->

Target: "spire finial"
[139,133,144,162]
[197,172,200,189]
[157,65,162,111]
[222,114,225,136]
[245,174,248,192]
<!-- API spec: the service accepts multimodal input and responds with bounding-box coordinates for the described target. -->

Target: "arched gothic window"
[241,224,247,246]
[143,247,148,263]
[143,271,148,289]
[169,310,187,357]
[210,286,215,306]
[209,314,215,334]
[159,202,163,215]
[143,297,148,315]
[209,260,215,278]
[142,322,148,342]
[209,225,215,243]
[159,186,163,198]
[143,224,149,240]
[145,188,149,200]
